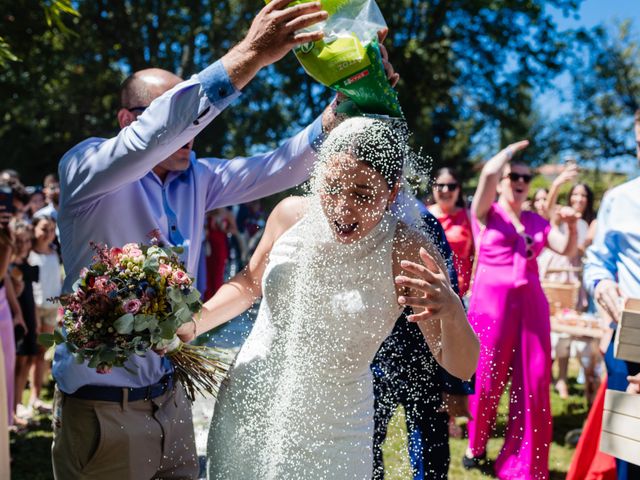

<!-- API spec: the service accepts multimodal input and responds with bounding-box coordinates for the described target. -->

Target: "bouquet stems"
[168,344,231,401]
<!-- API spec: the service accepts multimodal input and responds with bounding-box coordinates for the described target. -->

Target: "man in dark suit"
[372,210,473,479]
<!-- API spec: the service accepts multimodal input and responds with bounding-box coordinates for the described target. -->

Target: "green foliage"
[0,0,78,67]
[531,168,628,211]
[551,20,640,166]
[0,0,585,185]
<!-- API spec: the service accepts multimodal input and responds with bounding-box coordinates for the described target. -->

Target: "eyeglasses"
[505,172,533,184]
[433,182,459,192]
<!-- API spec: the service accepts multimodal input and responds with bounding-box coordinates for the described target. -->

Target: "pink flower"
[171,270,191,286]
[109,247,123,261]
[68,302,82,314]
[123,299,142,314]
[96,364,113,374]
[93,275,115,293]
[122,243,143,258]
[158,263,172,277]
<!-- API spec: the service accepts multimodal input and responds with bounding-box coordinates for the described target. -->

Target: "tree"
[0,1,78,67]
[555,20,639,166]
[0,0,583,185]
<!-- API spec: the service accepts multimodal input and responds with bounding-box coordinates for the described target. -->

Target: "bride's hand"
[395,247,463,322]
[177,318,198,344]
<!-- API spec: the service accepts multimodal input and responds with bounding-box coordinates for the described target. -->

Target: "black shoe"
[462,452,486,470]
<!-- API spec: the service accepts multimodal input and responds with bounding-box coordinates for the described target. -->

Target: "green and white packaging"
[267,0,403,117]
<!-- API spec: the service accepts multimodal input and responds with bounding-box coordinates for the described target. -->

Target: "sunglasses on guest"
[505,172,534,184]
[433,182,459,192]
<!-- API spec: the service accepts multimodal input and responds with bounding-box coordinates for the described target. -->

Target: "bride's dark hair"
[322,117,408,189]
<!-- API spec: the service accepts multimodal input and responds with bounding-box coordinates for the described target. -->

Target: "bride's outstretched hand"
[395,247,462,322]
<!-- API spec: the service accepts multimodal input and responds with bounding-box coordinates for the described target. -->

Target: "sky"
[544,0,640,111]
[539,0,640,174]
[552,0,640,30]
[557,0,640,28]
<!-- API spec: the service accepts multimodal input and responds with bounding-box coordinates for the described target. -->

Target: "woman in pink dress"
[428,168,474,297]
[463,140,579,479]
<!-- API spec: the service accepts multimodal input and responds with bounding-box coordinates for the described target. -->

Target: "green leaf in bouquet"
[143,254,159,272]
[87,354,101,369]
[150,331,163,344]
[53,329,65,344]
[188,301,203,313]
[167,286,183,304]
[72,352,85,364]
[38,333,56,348]
[134,314,158,332]
[174,305,193,323]
[114,313,135,334]
[171,246,185,254]
[100,349,117,364]
[158,319,177,340]
[146,246,164,258]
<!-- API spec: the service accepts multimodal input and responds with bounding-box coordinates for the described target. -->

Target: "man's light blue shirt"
[584,177,640,300]
[53,60,323,393]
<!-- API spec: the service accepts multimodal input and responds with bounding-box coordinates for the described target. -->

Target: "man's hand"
[594,279,623,323]
[242,0,328,68]
[321,28,399,133]
[396,247,461,323]
[442,393,472,418]
[223,0,328,90]
[626,372,640,394]
[377,28,400,88]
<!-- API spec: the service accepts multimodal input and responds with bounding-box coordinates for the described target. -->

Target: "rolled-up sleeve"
[584,192,618,296]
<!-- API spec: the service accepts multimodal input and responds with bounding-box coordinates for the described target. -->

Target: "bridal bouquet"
[40,235,228,401]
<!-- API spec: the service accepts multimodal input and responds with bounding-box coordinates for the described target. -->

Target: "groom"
[51,2,398,479]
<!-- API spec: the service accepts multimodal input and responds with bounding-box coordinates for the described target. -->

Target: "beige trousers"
[51,382,198,480]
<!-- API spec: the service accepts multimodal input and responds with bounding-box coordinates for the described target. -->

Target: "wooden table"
[550,313,604,339]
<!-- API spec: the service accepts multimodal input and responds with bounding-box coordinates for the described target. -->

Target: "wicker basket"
[542,281,580,316]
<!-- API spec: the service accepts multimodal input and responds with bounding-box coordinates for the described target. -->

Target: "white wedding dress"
[207,208,402,479]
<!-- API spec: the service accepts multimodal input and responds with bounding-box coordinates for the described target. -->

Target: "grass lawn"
[11,368,590,479]
[382,372,589,479]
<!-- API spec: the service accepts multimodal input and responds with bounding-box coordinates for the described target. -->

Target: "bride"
[180,117,479,479]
